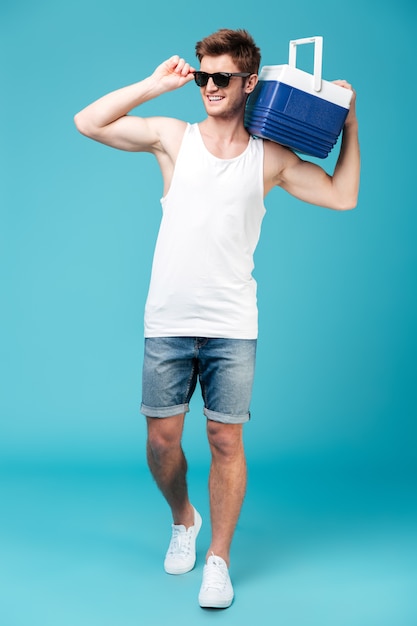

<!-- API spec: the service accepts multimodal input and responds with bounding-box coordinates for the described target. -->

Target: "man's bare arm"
[265,81,360,211]
[73,55,196,153]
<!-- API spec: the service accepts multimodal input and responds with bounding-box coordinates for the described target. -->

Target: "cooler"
[244,37,353,158]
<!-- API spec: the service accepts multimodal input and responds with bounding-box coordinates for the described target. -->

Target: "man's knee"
[206,421,244,458]
[146,414,185,457]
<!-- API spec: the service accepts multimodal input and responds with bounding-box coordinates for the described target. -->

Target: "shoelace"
[202,557,228,590]
[167,525,192,559]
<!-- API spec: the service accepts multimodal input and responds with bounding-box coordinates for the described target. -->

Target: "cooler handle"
[288,36,323,92]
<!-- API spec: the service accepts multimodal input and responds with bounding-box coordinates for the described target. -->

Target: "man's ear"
[245,74,259,94]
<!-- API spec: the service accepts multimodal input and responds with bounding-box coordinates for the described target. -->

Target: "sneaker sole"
[198,595,234,609]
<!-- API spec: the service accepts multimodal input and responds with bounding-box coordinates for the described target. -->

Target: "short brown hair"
[195,29,261,75]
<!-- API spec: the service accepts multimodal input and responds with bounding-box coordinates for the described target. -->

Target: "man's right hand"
[151,55,196,93]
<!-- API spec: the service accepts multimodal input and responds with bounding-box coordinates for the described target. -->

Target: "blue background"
[1,1,416,624]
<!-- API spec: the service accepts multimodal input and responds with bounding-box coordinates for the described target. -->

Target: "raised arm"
[73,55,196,153]
[265,81,360,211]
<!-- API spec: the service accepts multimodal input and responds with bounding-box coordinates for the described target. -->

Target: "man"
[74,28,360,609]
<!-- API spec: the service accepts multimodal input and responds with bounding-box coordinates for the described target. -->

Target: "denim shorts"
[140,337,257,424]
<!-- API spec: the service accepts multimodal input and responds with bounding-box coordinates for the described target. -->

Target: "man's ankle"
[172,503,196,528]
[205,549,230,567]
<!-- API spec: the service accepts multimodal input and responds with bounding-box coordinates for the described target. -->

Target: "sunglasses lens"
[194,72,208,87]
[213,73,229,87]
[194,72,230,88]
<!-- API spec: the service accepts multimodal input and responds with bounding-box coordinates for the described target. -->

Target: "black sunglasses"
[193,71,251,88]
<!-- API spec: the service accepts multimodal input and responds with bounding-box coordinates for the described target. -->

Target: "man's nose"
[206,77,219,90]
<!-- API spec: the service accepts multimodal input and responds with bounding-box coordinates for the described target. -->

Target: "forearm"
[331,118,360,210]
[74,75,163,135]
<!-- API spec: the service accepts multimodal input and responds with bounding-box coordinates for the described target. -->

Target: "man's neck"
[198,116,250,159]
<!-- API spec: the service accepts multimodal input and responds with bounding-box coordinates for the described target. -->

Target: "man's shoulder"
[263,138,299,168]
[262,138,300,193]
[147,119,195,177]
[146,117,189,157]
[263,137,292,156]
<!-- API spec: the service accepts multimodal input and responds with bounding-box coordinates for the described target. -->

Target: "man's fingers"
[333,79,353,90]
[173,58,194,77]
[165,56,194,76]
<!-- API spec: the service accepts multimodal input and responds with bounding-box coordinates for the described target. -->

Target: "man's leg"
[142,338,202,575]
[197,338,255,608]
[198,420,245,608]
[146,413,202,575]
[205,421,246,566]
[146,413,195,528]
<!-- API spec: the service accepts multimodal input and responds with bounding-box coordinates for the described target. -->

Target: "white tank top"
[144,123,266,339]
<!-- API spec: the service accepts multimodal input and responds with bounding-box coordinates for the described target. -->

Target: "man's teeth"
[209,96,223,101]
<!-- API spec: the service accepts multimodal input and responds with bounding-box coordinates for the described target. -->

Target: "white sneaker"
[198,554,234,608]
[164,506,202,575]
